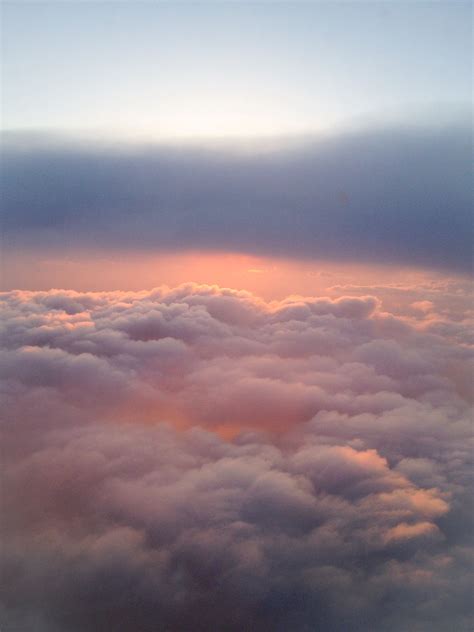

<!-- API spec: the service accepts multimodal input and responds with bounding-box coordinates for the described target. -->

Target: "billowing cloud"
[1,281,472,630]
[2,116,471,273]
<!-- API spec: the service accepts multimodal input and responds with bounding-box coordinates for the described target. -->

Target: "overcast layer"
[1,279,472,631]
[2,117,472,275]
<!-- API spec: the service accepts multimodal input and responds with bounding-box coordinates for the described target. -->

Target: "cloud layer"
[2,118,472,272]
[1,280,472,631]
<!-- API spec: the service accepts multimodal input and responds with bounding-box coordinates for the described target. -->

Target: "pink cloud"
[0,282,472,631]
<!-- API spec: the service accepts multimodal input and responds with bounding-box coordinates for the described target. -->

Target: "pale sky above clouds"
[2,1,471,138]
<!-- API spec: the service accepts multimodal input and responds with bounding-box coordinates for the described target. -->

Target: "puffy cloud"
[0,282,472,630]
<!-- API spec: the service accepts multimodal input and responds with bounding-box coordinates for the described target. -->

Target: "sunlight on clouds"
[1,280,472,630]
[1,0,472,629]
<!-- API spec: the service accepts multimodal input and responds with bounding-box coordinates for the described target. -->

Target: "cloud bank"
[2,118,471,272]
[1,281,472,631]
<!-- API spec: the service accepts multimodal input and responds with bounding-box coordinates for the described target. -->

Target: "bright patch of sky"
[2,1,471,138]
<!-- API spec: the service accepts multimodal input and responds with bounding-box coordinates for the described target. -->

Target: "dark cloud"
[1,282,473,630]
[2,118,471,271]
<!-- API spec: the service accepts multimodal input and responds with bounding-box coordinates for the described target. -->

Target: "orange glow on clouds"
[2,248,456,300]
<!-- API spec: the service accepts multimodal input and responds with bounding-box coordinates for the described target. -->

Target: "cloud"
[2,116,471,272]
[1,282,473,630]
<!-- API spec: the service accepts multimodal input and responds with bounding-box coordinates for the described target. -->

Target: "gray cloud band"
[2,120,471,272]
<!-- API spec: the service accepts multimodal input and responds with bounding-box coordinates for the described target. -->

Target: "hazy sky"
[2,1,471,138]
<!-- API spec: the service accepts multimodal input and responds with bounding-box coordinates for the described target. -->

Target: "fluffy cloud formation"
[1,282,473,631]
[2,118,471,273]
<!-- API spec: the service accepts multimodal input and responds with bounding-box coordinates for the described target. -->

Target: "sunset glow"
[3,248,453,298]
[1,2,472,631]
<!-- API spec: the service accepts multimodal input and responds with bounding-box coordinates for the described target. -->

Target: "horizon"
[1,2,472,631]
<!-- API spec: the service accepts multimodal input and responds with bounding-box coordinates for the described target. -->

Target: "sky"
[1,0,472,289]
[1,2,473,631]
[2,1,471,137]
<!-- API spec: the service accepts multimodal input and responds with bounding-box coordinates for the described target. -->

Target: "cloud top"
[1,281,473,630]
